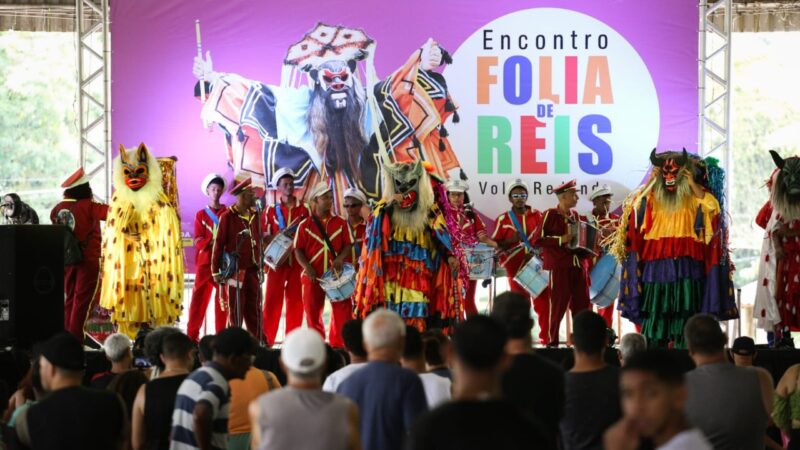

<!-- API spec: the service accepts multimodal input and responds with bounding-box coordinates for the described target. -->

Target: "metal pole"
[76,0,85,168]
[102,0,111,201]
[698,0,707,155]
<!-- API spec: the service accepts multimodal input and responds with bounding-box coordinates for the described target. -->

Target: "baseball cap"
[731,336,756,356]
[40,332,86,371]
[281,328,326,374]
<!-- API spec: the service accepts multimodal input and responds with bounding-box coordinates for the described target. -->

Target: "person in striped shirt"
[170,327,256,450]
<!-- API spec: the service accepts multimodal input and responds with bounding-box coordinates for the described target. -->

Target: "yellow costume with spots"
[98,143,184,337]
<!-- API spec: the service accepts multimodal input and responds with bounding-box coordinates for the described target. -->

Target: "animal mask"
[771,150,800,197]
[650,148,689,192]
[385,160,424,211]
[119,143,150,191]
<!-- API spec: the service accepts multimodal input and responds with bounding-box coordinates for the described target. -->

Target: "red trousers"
[546,266,590,346]
[186,264,229,341]
[302,275,353,348]
[465,280,479,317]
[64,260,100,339]
[263,264,304,345]
[596,302,615,327]
[226,268,261,337]
[506,263,551,345]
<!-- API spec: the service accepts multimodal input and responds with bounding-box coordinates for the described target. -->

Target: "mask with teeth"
[650,148,688,193]
[386,160,423,211]
[312,60,355,110]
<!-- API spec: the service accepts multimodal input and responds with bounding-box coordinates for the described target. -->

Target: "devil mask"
[386,160,423,211]
[310,59,357,110]
[650,148,689,192]
[771,150,800,197]
[119,143,150,191]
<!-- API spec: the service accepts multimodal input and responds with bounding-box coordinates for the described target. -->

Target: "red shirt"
[264,197,311,235]
[539,207,590,270]
[294,213,353,276]
[458,209,488,239]
[348,220,367,263]
[193,204,227,267]
[492,207,543,270]
[211,205,260,274]
[50,198,109,261]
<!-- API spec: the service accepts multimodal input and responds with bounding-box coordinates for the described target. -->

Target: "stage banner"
[111,0,697,270]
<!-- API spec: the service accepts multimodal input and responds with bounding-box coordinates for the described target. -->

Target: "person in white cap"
[445,178,497,317]
[249,328,359,450]
[187,173,229,341]
[262,167,311,346]
[491,179,551,344]
[587,184,620,326]
[49,167,109,339]
[343,187,367,266]
[294,181,354,348]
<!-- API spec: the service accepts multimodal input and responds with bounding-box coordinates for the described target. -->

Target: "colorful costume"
[354,160,464,330]
[195,23,461,212]
[98,144,184,338]
[610,150,737,347]
[51,168,109,339]
[586,184,621,327]
[755,151,800,333]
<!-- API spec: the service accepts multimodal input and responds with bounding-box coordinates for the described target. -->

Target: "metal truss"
[699,0,732,171]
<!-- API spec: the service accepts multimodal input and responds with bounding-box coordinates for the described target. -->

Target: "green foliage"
[0,31,78,221]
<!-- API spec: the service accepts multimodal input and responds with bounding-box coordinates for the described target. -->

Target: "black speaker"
[0,225,65,348]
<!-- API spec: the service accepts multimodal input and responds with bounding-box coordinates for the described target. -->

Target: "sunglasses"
[343,203,361,209]
[510,194,528,199]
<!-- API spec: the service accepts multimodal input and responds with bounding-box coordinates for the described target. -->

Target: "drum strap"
[275,202,286,231]
[508,210,534,253]
[310,214,338,260]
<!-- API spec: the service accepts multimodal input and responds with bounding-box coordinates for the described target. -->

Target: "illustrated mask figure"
[310,59,358,110]
[771,150,800,198]
[120,144,150,191]
[650,148,688,192]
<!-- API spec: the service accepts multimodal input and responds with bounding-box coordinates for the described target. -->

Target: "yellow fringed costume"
[98,143,184,338]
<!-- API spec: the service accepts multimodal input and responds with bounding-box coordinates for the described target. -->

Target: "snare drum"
[320,263,357,302]
[264,233,293,270]
[590,254,621,308]
[464,244,495,280]
[513,256,550,298]
[568,221,600,255]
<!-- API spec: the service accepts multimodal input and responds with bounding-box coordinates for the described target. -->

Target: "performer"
[539,180,591,346]
[586,184,619,327]
[343,187,368,267]
[491,179,550,342]
[446,178,497,316]
[2,193,39,224]
[192,24,462,211]
[186,173,229,341]
[50,168,109,339]
[211,177,262,337]
[98,143,184,338]
[610,149,737,347]
[293,181,353,347]
[262,168,310,346]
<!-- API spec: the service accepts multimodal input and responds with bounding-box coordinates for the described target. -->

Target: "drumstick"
[195,19,209,130]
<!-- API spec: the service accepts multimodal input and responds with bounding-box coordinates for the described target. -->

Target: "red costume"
[211,204,262,336]
[294,213,353,347]
[492,207,550,343]
[588,211,620,326]
[262,197,310,345]
[539,207,591,345]
[50,196,108,339]
[458,209,488,317]
[348,220,366,264]
[186,205,229,340]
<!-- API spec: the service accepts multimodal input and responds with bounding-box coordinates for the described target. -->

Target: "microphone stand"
[255,199,265,347]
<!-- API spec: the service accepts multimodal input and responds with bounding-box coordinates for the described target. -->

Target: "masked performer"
[98,143,184,338]
[2,193,39,225]
[610,149,737,347]
[192,24,461,212]
[51,168,109,339]
[586,184,620,327]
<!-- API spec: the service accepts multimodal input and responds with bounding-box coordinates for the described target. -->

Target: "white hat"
[507,178,528,194]
[281,328,326,374]
[271,167,296,188]
[61,167,92,189]
[200,173,226,195]
[307,181,332,199]
[589,184,613,201]
[343,187,367,204]
[445,179,469,193]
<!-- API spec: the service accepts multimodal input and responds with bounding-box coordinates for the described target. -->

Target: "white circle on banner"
[443,8,659,220]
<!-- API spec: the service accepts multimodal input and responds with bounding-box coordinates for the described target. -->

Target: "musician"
[491,179,550,343]
[50,168,108,339]
[262,168,310,346]
[586,184,620,327]
[294,181,353,348]
[343,188,367,267]
[539,179,591,346]
[211,177,262,337]
[186,173,229,341]
[446,179,497,316]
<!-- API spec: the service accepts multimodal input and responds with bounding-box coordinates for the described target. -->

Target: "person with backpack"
[50,167,109,340]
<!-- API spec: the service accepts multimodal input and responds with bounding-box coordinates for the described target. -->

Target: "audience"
[684,314,773,450]
[249,328,360,450]
[400,325,452,409]
[337,309,427,450]
[729,336,756,367]
[108,369,149,418]
[604,350,711,450]
[13,332,128,449]
[198,335,216,366]
[421,330,452,380]
[774,363,800,448]
[406,315,553,450]
[227,359,281,449]
[323,319,368,392]
[170,327,256,450]
[132,331,196,450]
[491,291,565,443]
[145,327,182,379]
[3,357,43,429]
[92,333,134,389]
[560,310,621,450]
[618,333,647,366]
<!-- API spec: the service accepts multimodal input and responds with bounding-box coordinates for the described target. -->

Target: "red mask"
[650,148,688,192]
[120,143,150,191]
